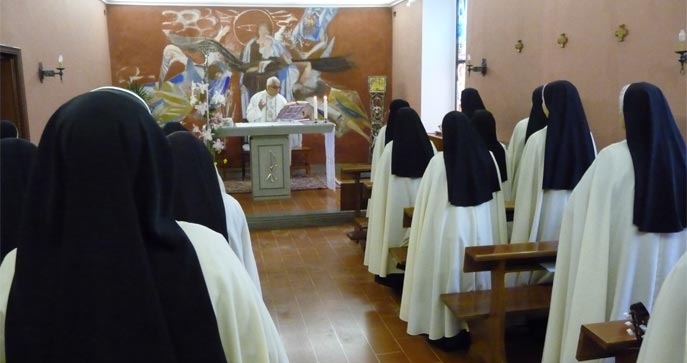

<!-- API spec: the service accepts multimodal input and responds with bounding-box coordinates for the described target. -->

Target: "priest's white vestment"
[541,141,687,363]
[364,141,425,277]
[399,154,507,339]
[637,252,687,363]
[0,222,289,363]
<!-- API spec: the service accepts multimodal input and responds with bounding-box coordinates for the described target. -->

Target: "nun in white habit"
[541,82,687,363]
[636,252,687,363]
[400,111,506,340]
[370,99,410,182]
[507,86,546,201]
[0,89,287,363]
[364,107,435,278]
[511,80,596,248]
[168,131,262,295]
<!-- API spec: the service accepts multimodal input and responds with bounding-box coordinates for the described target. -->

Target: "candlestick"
[58,55,64,69]
[313,96,318,121]
[323,95,328,120]
[679,29,686,52]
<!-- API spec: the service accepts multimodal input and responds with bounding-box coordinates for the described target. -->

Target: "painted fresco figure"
[241,22,299,103]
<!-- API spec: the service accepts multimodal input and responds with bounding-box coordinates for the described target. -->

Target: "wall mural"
[116,7,371,143]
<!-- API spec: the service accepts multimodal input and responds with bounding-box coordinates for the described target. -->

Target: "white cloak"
[511,127,572,245]
[364,142,426,277]
[541,141,687,363]
[216,169,261,295]
[370,125,387,183]
[506,117,528,201]
[399,154,507,339]
[0,222,289,363]
[637,252,687,363]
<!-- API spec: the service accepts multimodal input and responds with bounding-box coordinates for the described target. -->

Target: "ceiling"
[101,0,407,7]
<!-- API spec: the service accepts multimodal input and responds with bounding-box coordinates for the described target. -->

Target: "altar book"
[276,102,312,122]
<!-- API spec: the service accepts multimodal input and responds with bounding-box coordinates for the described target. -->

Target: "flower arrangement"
[189,81,227,157]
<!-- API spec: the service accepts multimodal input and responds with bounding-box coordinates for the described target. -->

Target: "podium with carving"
[216,121,335,200]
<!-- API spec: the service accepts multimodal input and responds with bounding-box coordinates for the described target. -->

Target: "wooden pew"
[429,133,444,151]
[402,201,515,229]
[389,246,408,270]
[340,164,371,216]
[440,241,558,363]
[341,164,371,242]
[576,321,641,363]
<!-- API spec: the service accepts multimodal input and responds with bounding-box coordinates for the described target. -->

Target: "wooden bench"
[402,202,515,229]
[440,241,558,363]
[389,246,408,270]
[429,133,444,151]
[341,164,371,243]
[340,164,371,217]
[576,320,641,363]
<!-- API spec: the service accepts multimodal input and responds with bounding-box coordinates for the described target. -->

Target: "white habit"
[541,141,687,363]
[399,154,507,339]
[364,141,426,277]
[637,252,687,363]
[216,169,261,295]
[370,125,387,183]
[506,117,528,201]
[511,127,573,245]
[246,90,301,148]
[0,223,289,363]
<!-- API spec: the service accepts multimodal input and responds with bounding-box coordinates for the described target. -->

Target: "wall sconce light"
[557,33,569,48]
[466,56,487,76]
[677,29,686,75]
[38,55,65,83]
[615,24,629,42]
[514,40,524,53]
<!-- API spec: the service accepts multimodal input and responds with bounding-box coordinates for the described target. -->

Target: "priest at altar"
[245,76,302,148]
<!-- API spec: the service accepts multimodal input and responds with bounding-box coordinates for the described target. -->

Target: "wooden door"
[0,45,30,139]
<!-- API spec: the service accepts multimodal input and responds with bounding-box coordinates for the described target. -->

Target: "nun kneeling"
[400,111,507,341]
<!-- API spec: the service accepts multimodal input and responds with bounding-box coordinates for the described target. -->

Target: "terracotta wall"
[0,0,112,143]
[391,2,422,113]
[466,0,687,147]
[106,5,392,164]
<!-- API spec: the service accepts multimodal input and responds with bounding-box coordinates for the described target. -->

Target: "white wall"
[420,0,456,133]
[392,0,456,133]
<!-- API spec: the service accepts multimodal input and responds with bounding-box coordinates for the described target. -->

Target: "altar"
[215,121,336,200]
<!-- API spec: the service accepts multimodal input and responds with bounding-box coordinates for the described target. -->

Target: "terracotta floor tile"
[308,331,349,363]
[377,352,412,363]
[364,326,403,355]
[396,336,441,363]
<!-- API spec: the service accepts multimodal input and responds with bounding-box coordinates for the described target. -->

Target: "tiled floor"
[251,224,545,363]
[233,188,339,215]
[231,167,545,362]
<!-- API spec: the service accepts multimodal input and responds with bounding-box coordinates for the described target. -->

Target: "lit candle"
[313,96,318,121]
[323,95,328,120]
[58,55,64,68]
[679,29,686,51]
